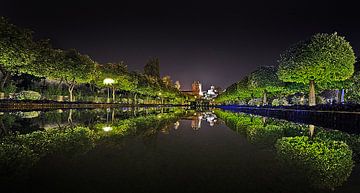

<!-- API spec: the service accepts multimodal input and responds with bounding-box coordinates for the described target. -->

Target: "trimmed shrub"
[15,91,41,100]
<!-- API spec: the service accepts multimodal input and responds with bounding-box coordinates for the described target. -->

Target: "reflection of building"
[191,113,202,130]
[203,85,219,100]
[190,111,217,130]
[203,111,217,126]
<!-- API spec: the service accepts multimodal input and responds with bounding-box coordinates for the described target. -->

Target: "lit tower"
[192,81,203,96]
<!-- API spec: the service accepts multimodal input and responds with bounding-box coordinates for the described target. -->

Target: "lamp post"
[158,92,163,105]
[103,78,115,103]
[102,107,112,132]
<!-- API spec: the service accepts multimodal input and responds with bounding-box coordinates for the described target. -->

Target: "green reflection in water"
[0,107,187,182]
[276,136,353,190]
[215,109,356,190]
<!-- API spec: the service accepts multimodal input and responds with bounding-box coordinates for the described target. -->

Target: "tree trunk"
[0,71,10,91]
[309,80,316,106]
[133,93,137,106]
[335,89,340,104]
[262,117,267,126]
[68,109,73,126]
[262,90,267,106]
[111,109,115,123]
[341,89,345,104]
[309,124,315,138]
[57,78,63,90]
[112,86,116,103]
[68,84,75,102]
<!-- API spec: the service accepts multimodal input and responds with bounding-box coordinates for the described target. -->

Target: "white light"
[103,78,115,85]
[102,126,112,132]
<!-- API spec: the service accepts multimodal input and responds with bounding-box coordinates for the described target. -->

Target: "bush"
[15,91,41,100]
[290,95,308,105]
[0,143,38,178]
[271,98,289,106]
[276,136,354,189]
[2,82,17,94]
[316,130,360,162]
[248,98,262,106]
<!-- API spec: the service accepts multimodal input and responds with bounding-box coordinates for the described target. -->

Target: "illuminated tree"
[278,33,356,106]
[49,50,96,102]
[162,75,172,88]
[95,62,127,102]
[0,17,36,91]
[174,80,181,90]
[248,66,284,105]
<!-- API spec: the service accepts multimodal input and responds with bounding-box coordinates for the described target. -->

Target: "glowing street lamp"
[102,126,112,132]
[103,78,115,103]
[158,92,163,104]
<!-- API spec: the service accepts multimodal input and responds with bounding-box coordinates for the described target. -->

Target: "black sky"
[1,0,360,90]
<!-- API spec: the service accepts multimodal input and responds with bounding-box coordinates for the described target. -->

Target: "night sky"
[2,0,360,90]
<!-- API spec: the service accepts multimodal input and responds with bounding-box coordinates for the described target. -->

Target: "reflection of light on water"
[102,126,113,132]
[202,112,217,127]
[174,121,180,130]
[18,111,41,119]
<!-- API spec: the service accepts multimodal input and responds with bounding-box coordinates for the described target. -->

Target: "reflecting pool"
[1,107,360,193]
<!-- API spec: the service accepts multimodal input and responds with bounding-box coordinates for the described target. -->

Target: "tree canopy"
[278,33,356,84]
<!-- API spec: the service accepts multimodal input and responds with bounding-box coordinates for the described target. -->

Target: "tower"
[192,81,203,96]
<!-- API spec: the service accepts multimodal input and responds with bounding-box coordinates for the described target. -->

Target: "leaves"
[278,33,356,84]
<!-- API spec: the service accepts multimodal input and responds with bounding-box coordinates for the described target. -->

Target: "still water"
[1,107,360,193]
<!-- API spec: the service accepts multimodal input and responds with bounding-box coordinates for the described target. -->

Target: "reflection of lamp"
[102,108,112,132]
[103,78,115,103]
[174,121,180,130]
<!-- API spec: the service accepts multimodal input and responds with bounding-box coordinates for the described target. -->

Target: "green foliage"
[57,50,97,85]
[276,136,354,189]
[215,76,252,103]
[15,90,41,100]
[248,66,284,93]
[347,71,360,103]
[0,17,36,74]
[214,110,286,146]
[316,130,360,161]
[2,81,17,94]
[278,33,355,84]
[271,98,288,106]
[94,62,127,87]
[0,143,38,178]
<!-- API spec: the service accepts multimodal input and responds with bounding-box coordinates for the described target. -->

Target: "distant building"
[191,81,203,97]
[203,85,219,99]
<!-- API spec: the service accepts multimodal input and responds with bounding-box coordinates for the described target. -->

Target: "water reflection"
[215,109,359,190]
[0,107,190,182]
[188,112,218,130]
[1,108,360,192]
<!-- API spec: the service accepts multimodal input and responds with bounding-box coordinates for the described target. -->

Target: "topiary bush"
[15,90,41,100]
[276,136,354,190]
[271,98,289,106]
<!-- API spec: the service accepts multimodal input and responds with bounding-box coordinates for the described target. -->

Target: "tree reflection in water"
[215,110,357,190]
[0,107,188,182]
